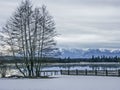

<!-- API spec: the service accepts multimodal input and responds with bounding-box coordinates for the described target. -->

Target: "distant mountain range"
[59,48,120,58]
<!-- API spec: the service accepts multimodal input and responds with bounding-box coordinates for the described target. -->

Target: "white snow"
[0,75,120,90]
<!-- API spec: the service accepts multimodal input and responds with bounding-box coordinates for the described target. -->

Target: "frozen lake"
[42,63,120,70]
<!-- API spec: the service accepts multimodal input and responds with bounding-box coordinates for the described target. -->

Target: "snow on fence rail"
[41,69,120,77]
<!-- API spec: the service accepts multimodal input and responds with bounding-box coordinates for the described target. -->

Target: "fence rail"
[60,69,120,77]
[41,69,120,77]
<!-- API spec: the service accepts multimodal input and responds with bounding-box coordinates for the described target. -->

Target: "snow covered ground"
[0,75,120,90]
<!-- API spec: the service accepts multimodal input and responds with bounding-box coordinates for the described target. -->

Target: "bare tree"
[0,0,57,77]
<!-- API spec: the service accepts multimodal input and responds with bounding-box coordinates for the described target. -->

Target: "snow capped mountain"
[59,48,120,58]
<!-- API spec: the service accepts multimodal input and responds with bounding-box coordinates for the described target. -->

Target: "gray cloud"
[38,0,120,6]
[0,0,120,49]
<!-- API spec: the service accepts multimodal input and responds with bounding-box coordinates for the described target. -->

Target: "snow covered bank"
[0,75,120,90]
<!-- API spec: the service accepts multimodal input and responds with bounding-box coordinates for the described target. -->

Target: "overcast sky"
[0,0,120,49]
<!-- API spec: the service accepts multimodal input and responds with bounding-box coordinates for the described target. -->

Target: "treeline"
[0,56,120,64]
[58,56,120,63]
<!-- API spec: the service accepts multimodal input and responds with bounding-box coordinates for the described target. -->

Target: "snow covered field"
[0,75,120,90]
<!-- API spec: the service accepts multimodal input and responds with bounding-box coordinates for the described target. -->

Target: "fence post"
[51,72,53,76]
[76,69,78,75]
[44,72,45,76]
[68,69,70,75]
[106,70,108,76]
[54,71,56,75]
[95,70,97,76]
[118,70,120,77]
[54,71,57,75]
[85,69,87,75]
[60,70,62,75]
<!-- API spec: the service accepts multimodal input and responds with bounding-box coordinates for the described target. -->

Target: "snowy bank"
[0,75,120,90]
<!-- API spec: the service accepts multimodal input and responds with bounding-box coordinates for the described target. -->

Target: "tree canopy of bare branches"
[0,0,58,77]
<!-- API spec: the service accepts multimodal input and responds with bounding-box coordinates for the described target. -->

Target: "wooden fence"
[41,69,120,77]
[60,69,120,77]
[40,70,60,76]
